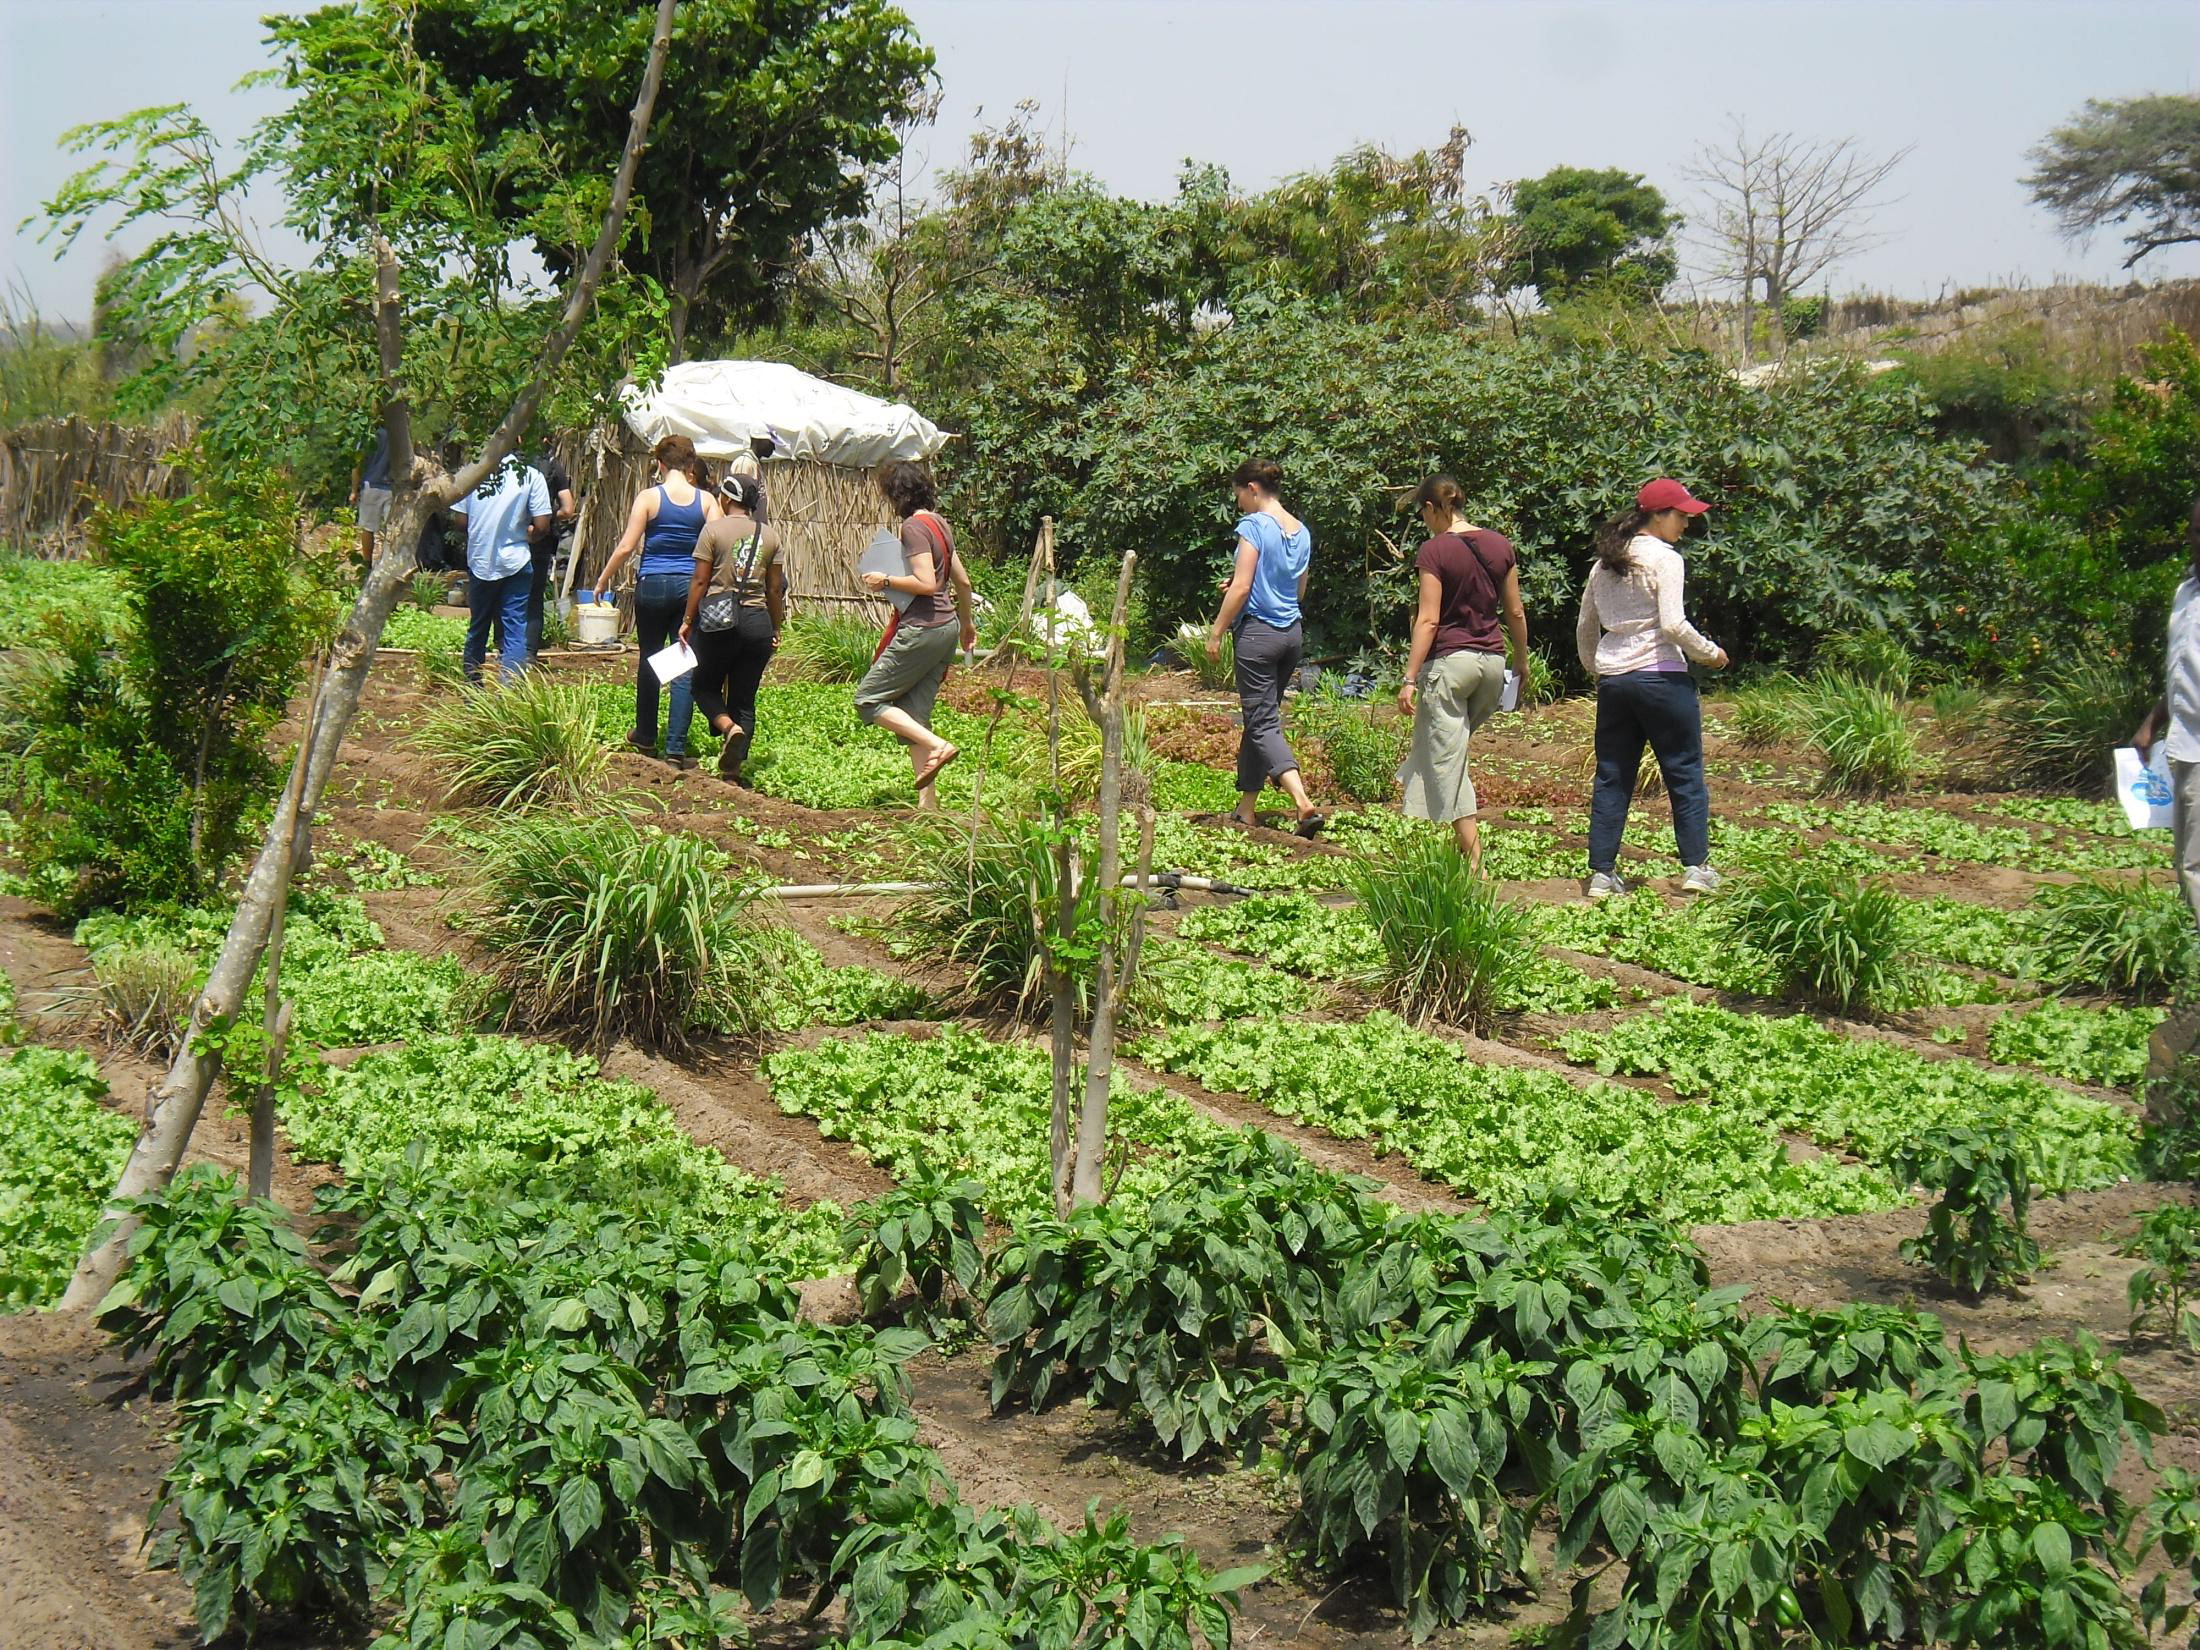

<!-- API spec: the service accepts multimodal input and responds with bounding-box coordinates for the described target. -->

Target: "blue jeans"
[1589,670,1711,872]
[632,571,695,754]
[464,569,531,684]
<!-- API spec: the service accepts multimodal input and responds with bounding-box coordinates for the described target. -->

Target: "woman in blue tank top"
[597,435,720,766]
[1204,457,1324,837]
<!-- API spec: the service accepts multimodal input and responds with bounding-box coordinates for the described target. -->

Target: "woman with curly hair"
[855,461,976,808]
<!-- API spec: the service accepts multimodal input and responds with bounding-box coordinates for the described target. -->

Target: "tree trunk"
[58,0,682,1312]
[247,679,319,1200]
[1069,550,1138,1208]
[248,1003,292,1201]
[61,507,423,1305]
[668,286,692,365]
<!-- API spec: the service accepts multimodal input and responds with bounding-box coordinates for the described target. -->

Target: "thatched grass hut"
[557,361,950,622]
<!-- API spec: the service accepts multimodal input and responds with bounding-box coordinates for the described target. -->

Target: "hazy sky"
[5,0,2197,325]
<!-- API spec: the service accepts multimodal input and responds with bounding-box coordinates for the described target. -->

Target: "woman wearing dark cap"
[854,460,975,809]
[1205,458,1324,837]
[680,473,784,783]
[1397,475,1529,872]
[1574,477,1730,899]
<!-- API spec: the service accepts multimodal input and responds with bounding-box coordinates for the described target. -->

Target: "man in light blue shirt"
[451,455,553,684]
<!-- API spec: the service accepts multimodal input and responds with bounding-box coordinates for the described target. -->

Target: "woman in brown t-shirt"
[680,474,784,782]
[853,461,977,808]
[1395,475,1530,871]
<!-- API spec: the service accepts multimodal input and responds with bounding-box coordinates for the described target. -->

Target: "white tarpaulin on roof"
[620,359,948,467]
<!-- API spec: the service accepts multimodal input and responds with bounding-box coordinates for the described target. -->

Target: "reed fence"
[0,415,195,552]
[556,427,899,624]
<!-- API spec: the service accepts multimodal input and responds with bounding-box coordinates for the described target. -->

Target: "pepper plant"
[2122,1202,2200,1349]
[1893,1124,2044,1298]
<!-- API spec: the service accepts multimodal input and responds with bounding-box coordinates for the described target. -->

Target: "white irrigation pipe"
[762,872,1263,900]
[764,881,934,899]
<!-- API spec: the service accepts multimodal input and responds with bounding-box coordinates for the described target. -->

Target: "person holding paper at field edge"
[1397,475,1530,872]
[680,473,785,785]
[594,435,721,769]
[855,460,976,809]
[2129,497,2200,929]
[1208,458,1324,837]
[1575,477,1729,900]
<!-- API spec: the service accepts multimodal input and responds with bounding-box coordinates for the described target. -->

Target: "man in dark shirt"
[349,429,393,557]
[523,448,579,660]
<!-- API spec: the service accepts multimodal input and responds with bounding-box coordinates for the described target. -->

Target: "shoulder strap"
[911,510,953,577]
[734,522,763,587]
[1463,529,1508,581]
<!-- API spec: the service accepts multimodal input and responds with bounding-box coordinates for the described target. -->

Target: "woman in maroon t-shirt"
[1396,475,1531,871]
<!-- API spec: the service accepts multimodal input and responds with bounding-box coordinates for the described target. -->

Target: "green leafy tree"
[1506,164,1676,301]
[39,0,679,1310]
[1221,128,1516,324]
[2025,93,2200,269]
[13,465,334,916]
[948,307,2003,661]
[44,3,669,502]
[409,0,932,358]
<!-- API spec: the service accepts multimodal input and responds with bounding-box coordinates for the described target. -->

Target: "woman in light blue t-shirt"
[1204,457,1324,837]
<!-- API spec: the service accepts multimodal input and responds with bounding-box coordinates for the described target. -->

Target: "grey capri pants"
[1233,616,1303,793]
[854,619,958,728]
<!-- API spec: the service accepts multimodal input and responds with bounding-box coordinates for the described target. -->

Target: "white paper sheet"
[1500,670,1520,712]
[2114,744,2175,832]
[647,638,698,685]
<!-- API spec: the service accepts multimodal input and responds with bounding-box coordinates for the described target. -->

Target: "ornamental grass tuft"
[414,673,608,811]
[1726,673,1806,749]
[1805,672,1924,794]
[2027,877,2197,1000]
[473,813,771,1053]
[54,942,198,1059]
[1992,654,2155,796]
[1346,829,1536,1031]
[776,612,882,684]
[1722,858,1915,1017]
[904,813,1111,1019]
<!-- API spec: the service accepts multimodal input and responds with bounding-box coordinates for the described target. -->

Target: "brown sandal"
[913,741,960,789]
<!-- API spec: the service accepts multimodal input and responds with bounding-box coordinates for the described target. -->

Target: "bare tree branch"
[1682,117,1911,314]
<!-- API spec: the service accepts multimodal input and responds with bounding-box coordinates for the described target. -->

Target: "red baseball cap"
[1637,478,1710,514]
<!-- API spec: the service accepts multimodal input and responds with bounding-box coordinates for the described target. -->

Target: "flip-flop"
[914,741,960,789]
[716,724,745,776]
[1294,812,1327,840]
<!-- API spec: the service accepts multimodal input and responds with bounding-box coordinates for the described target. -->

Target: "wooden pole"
[1069,548,1137,1207]
[1040,519,1079,1215]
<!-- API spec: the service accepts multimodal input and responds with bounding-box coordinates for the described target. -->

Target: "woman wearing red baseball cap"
[1573,478,1730,900]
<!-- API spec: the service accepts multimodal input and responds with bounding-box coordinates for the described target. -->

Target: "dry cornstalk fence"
[0,415,196,552]
[556,426,901,625]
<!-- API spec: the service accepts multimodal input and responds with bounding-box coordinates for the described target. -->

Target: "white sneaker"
[1587,871,1628,901]
[1680,864,1723,895]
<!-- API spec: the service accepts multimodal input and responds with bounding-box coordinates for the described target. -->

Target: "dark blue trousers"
[1589,670,1711,871]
